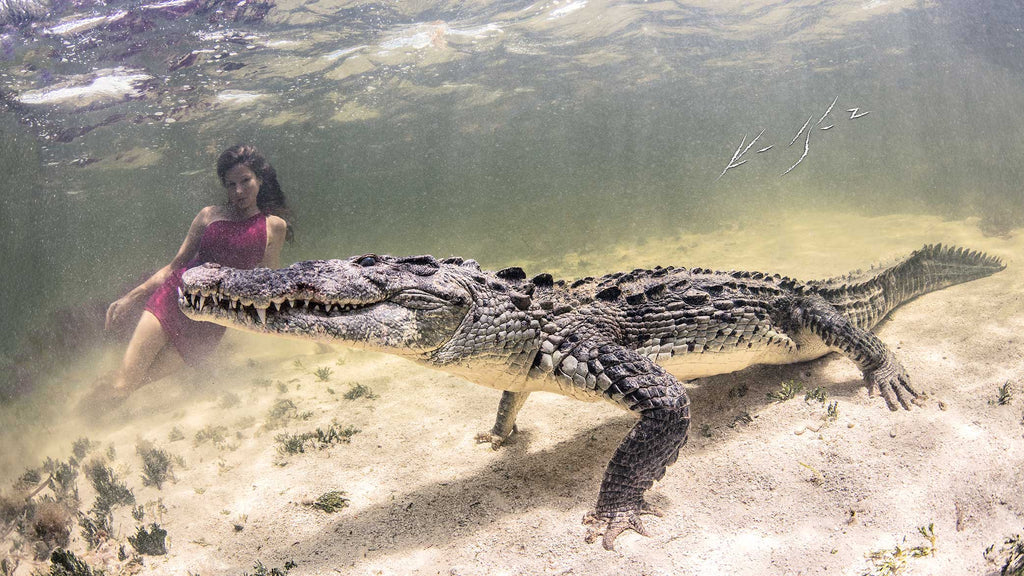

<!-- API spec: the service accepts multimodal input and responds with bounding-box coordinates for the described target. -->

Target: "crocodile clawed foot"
[865,356,917,411]
[473,432,505,449]
[474,426,516,450]
[583,502,662,551]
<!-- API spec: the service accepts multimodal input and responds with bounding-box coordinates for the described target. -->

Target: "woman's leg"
[112,311,184,393]
[144,344,188,384]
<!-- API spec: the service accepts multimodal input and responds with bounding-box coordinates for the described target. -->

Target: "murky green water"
[1,0,1023,396]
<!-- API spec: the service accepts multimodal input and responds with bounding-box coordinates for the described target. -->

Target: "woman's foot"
[76,373,133,416]
[107,383,133,403]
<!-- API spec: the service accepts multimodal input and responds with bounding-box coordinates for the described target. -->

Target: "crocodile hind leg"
[791,295,918,410]
[571,343,690,550]
[475,390,530,449]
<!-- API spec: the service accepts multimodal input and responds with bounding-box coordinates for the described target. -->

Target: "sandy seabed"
[2,211,1023,576]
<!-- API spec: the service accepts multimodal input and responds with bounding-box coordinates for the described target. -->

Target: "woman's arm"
[261,215,288,269]
[105,207,213,329]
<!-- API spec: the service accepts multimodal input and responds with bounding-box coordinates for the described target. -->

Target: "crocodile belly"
[652,338,832,380]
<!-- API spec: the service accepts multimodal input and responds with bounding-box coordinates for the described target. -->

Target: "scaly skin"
[179,245,1003,549]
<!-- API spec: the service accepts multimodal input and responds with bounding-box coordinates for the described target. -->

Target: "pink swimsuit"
[145,213,267,365]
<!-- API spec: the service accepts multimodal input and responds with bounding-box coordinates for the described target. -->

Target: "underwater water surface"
[0,1,1023,573]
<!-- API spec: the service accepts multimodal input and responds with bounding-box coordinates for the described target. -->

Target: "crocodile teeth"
[256,307,267,324]
[197,296,205,311]
[273,301,282,312]
[177,287,184,301]
[304,299,310,309]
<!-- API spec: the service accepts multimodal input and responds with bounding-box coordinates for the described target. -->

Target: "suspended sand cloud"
[5,213,1020,575]
[16,68,152,109]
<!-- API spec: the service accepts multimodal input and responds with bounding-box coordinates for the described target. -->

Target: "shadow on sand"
[279,359,869,568]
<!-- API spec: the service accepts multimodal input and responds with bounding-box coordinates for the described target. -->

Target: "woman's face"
[223,163,261,215]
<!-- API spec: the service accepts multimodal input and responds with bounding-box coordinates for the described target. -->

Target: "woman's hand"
[105,292,143,330]
[103,209,210,332]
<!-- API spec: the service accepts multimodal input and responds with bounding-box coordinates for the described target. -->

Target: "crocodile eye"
[357,255,378,267]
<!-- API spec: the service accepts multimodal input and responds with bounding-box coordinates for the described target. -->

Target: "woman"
[102,145,291,399]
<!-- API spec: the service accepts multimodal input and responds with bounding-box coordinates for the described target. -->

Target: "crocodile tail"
[809,244,1005,329]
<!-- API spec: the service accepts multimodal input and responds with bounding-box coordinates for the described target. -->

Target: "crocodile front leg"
[566,343,691,550]
[791,295,918,410]
[475,390,530,449]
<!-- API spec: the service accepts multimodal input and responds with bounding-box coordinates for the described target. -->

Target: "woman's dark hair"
[217,144,294,241]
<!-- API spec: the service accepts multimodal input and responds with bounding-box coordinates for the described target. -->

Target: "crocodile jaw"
[179,260,471,354]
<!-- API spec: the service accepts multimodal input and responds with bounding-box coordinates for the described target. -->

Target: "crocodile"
[178,244,1003,549]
